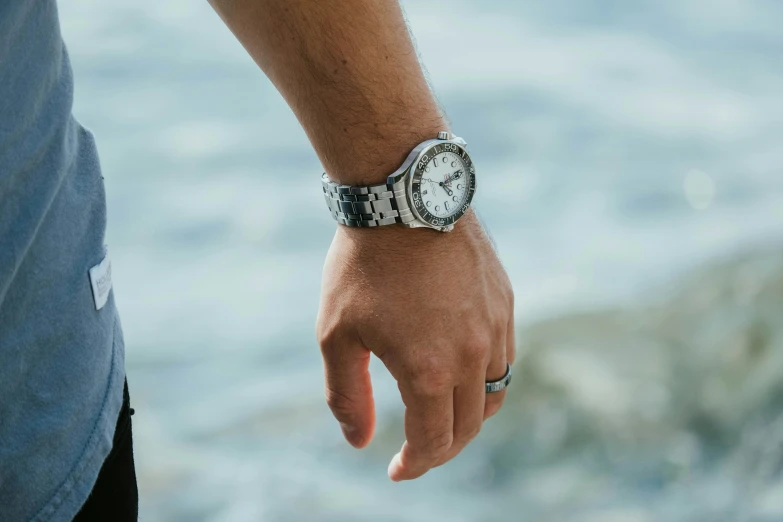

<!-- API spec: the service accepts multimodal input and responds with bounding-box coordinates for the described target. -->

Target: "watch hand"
[440,175,455,189]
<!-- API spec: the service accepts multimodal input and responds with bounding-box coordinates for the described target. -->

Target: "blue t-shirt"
[0,1,126,521]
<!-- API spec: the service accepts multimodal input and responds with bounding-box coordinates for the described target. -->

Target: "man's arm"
[209,0,445,186]
[209,0,515,481]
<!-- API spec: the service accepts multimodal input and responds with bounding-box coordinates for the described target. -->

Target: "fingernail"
[340,422,363,447]
[388,452,402,481]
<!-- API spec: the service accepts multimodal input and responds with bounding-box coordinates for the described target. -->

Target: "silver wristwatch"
[321,131,476,232]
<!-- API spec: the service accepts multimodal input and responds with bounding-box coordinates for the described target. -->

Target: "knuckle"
[324,386,357,420]
[407,358,451,396]
[317,326,337,354]
[464,329,492,353]
[456,423,481,443]
[408,373,451,398]
[420,429,454,457]
[462,342,486,364]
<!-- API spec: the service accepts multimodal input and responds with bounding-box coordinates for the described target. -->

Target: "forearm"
[209,0,447,185]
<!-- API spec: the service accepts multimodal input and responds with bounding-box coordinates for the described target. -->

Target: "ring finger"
[484,349,509,420]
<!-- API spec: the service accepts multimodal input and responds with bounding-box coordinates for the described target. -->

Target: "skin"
[209,0,515,481]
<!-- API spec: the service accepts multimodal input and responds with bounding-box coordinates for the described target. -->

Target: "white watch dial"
[410,141,476,228]
[420,151,470,219]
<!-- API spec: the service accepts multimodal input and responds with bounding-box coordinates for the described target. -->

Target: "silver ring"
[485,363,512,393]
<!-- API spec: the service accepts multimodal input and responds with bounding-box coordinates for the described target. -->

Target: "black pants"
[73,379,139,522]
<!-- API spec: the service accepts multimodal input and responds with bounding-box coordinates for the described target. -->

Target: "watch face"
[409,142,476,227]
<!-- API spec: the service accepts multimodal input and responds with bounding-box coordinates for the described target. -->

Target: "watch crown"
[437,131,450,140]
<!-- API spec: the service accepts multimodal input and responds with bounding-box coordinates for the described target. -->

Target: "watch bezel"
[406,141,476,229]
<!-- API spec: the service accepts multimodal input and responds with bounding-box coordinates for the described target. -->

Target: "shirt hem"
[29,311,126,522]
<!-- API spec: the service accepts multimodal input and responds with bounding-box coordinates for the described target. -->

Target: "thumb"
[320,336,376,448]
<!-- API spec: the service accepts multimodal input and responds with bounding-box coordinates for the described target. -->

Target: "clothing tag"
[88,251,112,311]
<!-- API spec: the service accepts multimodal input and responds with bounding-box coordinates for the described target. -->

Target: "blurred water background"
[58,0,783,520]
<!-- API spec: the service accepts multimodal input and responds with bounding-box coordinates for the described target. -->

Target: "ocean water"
[57,1,783,520]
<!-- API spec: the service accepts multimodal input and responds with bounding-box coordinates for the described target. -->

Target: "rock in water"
[485,246,783,518]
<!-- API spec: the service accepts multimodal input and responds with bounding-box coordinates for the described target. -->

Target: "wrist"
[337,207,480,247]
[319,116,449,187]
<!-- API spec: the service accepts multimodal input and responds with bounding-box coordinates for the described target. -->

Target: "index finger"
[388,384,454,481]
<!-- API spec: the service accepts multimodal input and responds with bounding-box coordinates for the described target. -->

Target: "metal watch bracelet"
[321,175,415,228]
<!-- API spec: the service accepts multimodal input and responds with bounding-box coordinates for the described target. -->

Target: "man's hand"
[209,0,515,479]
[316,211,515,481]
